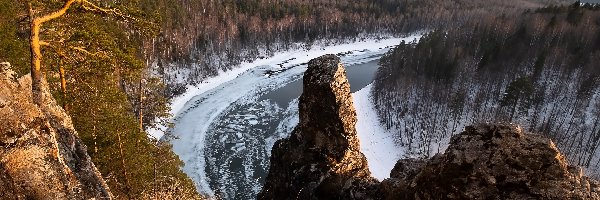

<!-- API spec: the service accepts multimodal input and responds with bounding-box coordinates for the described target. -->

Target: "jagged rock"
[0,62,16,82]
[259,55,600,200]
[389,158,427,181]
[258,55,375,200]
[0,64,112,199]
[386,124,600,200]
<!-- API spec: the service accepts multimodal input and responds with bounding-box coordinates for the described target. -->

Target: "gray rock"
[0,62,16,81]
[395,124,600,200]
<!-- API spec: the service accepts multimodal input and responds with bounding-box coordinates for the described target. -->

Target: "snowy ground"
[353,84,405,180]
[161,35,423,198]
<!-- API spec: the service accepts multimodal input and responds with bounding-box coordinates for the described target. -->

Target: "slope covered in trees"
[145,0,568,95]
[0,0,577,198]
[373,3,600,177]
[0,0,200,198]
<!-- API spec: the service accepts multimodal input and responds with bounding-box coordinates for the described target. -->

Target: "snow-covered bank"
[149,35,421,139]
[353,84,404,180]
[164,34,422,197]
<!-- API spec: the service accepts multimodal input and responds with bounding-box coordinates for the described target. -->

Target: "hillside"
[146,0,570,95]
[260,55,600,199]
[0,0,590,198]
[373,2,600,177]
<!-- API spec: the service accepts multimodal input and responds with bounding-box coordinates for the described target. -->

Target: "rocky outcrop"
[381,124,600,199]
[259,55,600,200]
[0,63,112,199]
[258,55,375,199]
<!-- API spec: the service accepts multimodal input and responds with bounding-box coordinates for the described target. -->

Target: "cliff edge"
[259,55,600,200]
[0,62,112,199]
[381,124,600,199]
[258,55,375,199]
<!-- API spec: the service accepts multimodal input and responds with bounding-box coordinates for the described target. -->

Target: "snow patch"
[353,84,404,181]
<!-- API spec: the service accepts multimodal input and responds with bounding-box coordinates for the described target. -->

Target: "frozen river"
[164,35,422,199]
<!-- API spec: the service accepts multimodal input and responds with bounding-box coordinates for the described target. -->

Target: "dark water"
[260,59,380,107]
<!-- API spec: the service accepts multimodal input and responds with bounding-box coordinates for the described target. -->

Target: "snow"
[160,34,423,197]
[176,36,416,114]
[149,35,422,139]
[353,84,404,181]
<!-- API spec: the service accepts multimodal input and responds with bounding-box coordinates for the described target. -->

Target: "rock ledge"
[382,124,600,199]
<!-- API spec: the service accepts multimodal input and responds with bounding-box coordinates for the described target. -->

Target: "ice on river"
[163,35,422,198]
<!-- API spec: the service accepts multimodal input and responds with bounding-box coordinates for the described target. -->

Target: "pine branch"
[79,0,136,22]
[70,46,108,58]
[32,0,77,25]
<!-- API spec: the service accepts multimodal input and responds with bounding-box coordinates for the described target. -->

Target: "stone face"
[0,64,112,199]
[298,54,361,158]
[258,55,374,200]
[259,55,600,200]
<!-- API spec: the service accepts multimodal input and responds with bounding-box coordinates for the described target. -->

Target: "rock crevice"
[259,55,600,200]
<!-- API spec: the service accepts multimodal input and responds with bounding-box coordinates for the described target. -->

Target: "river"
[166,36,421,199]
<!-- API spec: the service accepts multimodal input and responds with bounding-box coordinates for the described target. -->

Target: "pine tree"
[1,0,201,198]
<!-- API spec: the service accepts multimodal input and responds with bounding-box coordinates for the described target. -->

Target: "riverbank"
[160,34,422,198]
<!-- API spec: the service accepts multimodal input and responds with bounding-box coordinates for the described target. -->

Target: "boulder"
[389,124,600,199]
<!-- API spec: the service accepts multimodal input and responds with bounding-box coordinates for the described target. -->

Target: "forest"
[0,0,199,198]
[145,0,568,96]
[0,0,587,198]
[373,2,600,177]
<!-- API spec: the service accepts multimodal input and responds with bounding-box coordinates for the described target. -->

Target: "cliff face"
[0,63,112,199]
[258,55,375,199]
[259,55,600,200]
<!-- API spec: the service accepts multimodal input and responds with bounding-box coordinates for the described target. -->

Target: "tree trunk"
[28,2,43,105]
[92,124,97,153]
[59,64,68,111]
[26,0,77,105]
[153,145,158,199]
[116,129,131,197]
[139,78,144,132]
